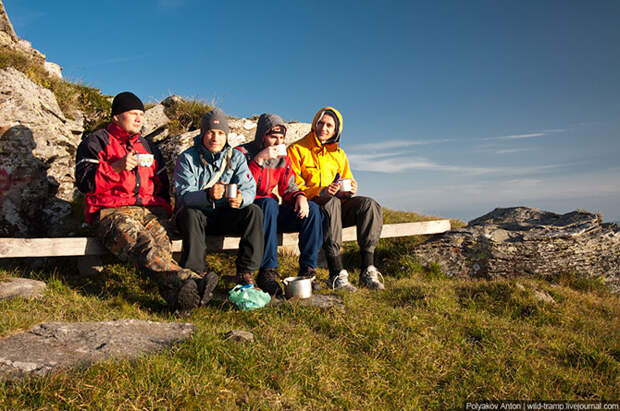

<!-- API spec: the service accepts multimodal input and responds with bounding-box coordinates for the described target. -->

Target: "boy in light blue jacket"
[174,108,264,286]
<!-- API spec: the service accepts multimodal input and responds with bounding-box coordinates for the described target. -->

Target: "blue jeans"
[254,197,322,270]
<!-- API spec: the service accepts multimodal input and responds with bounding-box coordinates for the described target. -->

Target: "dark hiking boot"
[197,271,219,305]
[359,265,385,290]
[175,278,201,311]
[257,268,283,297]
[236,271,257,287]
[299,266,321,291]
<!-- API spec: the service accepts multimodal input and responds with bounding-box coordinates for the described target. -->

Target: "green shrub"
[163,98,213,135]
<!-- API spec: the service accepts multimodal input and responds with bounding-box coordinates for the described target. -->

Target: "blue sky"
[4,0,620,221]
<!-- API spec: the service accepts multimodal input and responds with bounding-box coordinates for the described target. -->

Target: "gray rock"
[224,330,254,342]
[43,61,62,79]
[271,294,344,311]
[142,104,170,139]
[157,129,198,189]
[0,67,78,236]
[0,278,46,299]
[413,207,620,293]
[0,320,195,381]
[161,95,184,107]
[533,289,555,304]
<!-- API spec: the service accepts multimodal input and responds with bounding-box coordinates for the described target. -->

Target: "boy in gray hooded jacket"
[174,108,264,286]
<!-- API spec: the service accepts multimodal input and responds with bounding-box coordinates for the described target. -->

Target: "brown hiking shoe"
[257,268,283,297]
[236,271,257,287]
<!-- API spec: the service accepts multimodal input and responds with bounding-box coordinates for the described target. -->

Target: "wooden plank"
[0,220,451,258]
[0,237,106,258]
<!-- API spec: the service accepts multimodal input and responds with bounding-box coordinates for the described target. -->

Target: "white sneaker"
[359,265,385,290]
[327,269,357,292]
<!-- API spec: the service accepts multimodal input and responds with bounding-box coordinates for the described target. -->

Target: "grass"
[0,45,110,134]
[163,97,213,136]
[0,211,617,409]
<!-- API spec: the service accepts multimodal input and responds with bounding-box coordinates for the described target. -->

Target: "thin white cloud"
[495,148,532,154]
[347,139,452,151]
[347,151,571,176]
[486,132,546,141]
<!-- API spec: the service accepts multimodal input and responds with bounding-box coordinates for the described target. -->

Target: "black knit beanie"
[111,92,145,116]
[200,108,229,136]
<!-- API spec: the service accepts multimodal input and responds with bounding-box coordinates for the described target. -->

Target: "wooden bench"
[0,220,451,258]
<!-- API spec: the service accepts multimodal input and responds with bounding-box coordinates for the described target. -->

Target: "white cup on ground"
[136,153,154,167]
[339,178,352,192]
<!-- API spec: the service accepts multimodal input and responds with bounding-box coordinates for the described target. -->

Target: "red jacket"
[75,122,171,223]
[236,147,303,205]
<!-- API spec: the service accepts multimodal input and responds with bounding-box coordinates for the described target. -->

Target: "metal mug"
[227,183,238,199]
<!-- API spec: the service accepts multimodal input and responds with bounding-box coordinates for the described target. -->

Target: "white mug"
[136,153,154,167]
[339,178,352,192]
[275,144,287,156]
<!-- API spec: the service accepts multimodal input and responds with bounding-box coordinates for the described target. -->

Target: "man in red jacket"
[75,92,217,311]
[236,113,322,296]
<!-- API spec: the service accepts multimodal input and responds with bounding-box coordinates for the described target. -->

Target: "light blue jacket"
[174,136,256,211]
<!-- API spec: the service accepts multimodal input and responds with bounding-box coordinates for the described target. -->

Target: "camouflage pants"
[96,206,200,304]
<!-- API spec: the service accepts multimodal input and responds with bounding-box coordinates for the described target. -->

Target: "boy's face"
[203,129,227,153]
[315,113,336,143]
[113,109,144,135]
[263,132,285,148]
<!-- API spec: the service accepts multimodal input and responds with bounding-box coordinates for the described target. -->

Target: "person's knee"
[257,197,279,218]
[307,201,321,221]
[244,203,264,223]
[322,196,341,214]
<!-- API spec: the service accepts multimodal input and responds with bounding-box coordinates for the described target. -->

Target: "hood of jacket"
[243,113,287,157]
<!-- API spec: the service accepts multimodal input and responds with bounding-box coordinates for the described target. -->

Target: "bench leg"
[77,255,104,277]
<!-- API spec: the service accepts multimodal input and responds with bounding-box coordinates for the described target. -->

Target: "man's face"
[263,132,285,148]
[203,129,227,153]
[315,113,336,143]
[113,110,144,135]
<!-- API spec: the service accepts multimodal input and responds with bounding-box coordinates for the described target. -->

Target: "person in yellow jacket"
[287,107,384,291]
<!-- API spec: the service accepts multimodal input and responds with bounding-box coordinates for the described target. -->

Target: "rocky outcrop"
[413,207,620,292]
[0,67,79,236]
[0,320,195,381]
[0,0,62,79]
[0,0,17,43]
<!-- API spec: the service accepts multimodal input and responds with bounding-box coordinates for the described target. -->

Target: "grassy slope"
[0,211,618,409]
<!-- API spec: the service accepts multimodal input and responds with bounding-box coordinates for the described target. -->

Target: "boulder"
[0,278,46,299]
[142,104,170,141]
[227,118,311,147]
[413,207,620,292]
[0,320,195,381]
[224,330,254,342]
[0,67,79,236]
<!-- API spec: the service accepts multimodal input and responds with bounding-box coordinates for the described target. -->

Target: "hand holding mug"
[208,182,225,200]
[228,190,243,209]
[111,151,138,173]
[256,145,285,165]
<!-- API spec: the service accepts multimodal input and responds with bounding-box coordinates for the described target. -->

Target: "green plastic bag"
[228,284,271,311]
